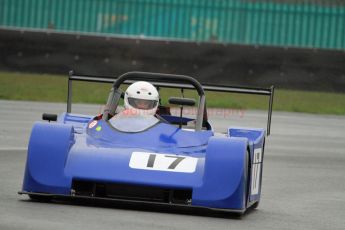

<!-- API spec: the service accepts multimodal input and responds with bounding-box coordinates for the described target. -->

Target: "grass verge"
[1,71,344,115]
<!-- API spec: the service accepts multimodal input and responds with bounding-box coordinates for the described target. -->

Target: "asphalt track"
[0,100,345,230]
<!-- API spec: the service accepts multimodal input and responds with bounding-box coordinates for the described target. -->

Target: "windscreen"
[109,114,160,133]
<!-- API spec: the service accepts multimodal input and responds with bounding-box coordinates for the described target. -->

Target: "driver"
[122,81,159,116]
[109,81,160,132]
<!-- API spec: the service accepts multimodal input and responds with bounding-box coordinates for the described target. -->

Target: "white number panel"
[129,152,198,173]
[251,148,263,195]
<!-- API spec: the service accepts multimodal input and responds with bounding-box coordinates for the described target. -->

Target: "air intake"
[71,180,192,205]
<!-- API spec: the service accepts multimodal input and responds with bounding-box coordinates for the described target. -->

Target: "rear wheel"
[252,201,260,209]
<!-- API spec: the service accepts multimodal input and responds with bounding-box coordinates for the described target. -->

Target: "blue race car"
[19,71,274,215]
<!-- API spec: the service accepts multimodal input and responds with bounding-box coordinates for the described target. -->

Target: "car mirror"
[42,113,57,122]
[168,97,196,106]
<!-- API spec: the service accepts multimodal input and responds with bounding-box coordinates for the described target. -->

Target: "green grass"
[1,71,345,115]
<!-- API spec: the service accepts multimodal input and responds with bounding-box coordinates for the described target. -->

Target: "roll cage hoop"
[104,71,206,131]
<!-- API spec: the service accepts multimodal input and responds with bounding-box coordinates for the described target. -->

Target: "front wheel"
[29,194,52,202]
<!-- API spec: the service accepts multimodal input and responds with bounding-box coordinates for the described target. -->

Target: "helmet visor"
[128,98,158,110]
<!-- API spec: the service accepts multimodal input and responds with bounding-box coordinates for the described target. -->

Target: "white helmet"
[124,81,159,116]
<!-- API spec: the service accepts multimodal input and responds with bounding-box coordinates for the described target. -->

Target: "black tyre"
[252,201,260,209]
[29,194,52,202]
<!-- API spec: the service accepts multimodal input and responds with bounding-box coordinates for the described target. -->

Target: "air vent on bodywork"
[71,180,192,205]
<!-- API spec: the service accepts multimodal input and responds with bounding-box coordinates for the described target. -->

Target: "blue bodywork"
[22,112,266,213]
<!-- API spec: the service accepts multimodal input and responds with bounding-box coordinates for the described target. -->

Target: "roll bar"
[113,72,205,96]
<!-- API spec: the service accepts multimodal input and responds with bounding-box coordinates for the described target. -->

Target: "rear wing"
[67,71,274,135]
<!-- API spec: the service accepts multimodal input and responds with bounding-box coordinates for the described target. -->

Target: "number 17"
[147,154,186,169]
